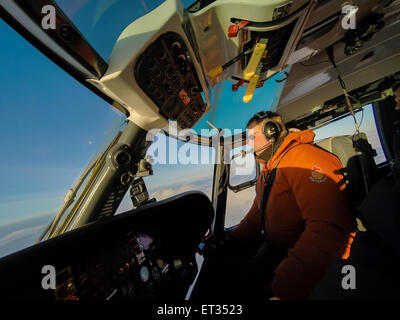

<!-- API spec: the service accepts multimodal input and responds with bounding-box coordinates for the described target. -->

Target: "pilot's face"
[395,87,400,110]
[247,121,272,156]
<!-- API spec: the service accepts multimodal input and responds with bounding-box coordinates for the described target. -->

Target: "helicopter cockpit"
[0,0,399,301]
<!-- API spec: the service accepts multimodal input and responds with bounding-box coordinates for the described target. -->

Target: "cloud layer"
[0,212,54,258]
[117,175,256,228]
[0,175,257,258]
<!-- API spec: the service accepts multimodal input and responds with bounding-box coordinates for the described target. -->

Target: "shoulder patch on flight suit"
[309,165,328,183]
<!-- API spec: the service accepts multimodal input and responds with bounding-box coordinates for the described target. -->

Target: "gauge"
[140,266,150,282]
[137,233,153,250]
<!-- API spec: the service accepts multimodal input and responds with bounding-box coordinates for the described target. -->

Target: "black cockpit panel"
[135,32,207,129]
[0,192,213,300]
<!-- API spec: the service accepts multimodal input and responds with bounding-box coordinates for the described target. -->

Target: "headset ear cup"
[263,121,281,141]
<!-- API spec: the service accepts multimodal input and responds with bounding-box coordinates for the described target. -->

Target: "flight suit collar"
[262,129,316,172]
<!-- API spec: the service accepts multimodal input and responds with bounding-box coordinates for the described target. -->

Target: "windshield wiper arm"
[37,132,122,242]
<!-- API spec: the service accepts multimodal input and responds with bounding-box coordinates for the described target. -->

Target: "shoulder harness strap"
[260,143,310,241]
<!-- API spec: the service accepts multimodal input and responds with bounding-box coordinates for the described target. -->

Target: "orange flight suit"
[230,130,356,299]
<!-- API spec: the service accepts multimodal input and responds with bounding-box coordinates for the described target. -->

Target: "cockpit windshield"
[54,0,196,62]
[0,17,127,257]
[52,0,289,138]
[54,0,166,61]
[193,70,290,134]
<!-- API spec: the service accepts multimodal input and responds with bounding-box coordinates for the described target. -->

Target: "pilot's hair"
[246,111,281,128]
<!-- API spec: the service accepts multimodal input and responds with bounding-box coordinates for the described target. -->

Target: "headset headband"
[254,111,274,120]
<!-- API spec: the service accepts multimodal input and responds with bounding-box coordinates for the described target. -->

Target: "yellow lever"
[243,41,267,80]
[207,66,223,78]
[243,74,260,103]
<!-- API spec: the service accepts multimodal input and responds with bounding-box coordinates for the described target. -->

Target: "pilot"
[199,111,356,300]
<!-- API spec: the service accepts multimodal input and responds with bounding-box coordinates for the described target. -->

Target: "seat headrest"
[315,135,361,168]
[315,133,378,209]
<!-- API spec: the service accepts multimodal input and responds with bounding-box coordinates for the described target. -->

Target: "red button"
[228,25,239,38]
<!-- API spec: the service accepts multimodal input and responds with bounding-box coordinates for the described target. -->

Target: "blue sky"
[54,0,166,61]
[193,72,286,132]
[54,0,197,61]
[0,18,124,224]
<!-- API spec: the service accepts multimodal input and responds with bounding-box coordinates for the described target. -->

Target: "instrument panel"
[55,231,197,300]
[0,192,213,300]
[135,32,207,129]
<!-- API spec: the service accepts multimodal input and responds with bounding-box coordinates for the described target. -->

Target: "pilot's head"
[393,81,400,111]
[246,111,288,159]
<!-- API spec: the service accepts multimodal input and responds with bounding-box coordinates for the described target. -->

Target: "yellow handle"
[243,74,260,103]
[207,66,223,78]
[243,43,266,80]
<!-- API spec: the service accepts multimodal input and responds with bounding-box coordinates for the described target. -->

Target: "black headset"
[254,111,282,141]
